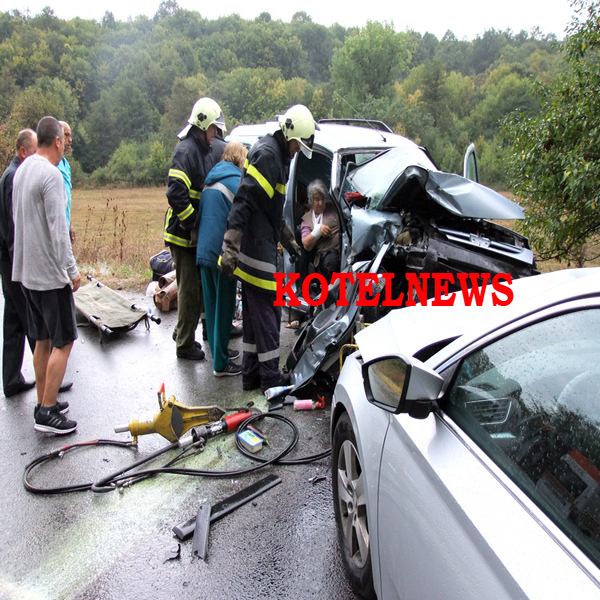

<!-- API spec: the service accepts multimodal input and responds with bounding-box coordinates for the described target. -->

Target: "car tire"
[332,411,376,600]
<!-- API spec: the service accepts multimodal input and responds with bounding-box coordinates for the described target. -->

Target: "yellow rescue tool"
[115,383,226,443]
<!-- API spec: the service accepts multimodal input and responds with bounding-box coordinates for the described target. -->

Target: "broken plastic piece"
[172,474,282,541]
[192,500,211,561]
[268,396,295,412]
[163,543,181,563]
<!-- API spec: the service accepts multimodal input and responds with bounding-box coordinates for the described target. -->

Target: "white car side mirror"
[362,354,443,419]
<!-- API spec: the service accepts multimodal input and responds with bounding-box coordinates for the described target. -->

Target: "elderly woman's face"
[312,192,326,215]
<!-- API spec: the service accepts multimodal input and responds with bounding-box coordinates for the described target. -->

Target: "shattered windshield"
[346,146,437,208]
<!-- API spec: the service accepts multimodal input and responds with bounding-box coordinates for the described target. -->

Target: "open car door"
[463,142,479,182]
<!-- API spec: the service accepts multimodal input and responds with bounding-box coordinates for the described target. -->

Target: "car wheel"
[332,411,376,600]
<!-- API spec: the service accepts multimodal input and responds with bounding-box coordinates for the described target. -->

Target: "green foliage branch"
[506,0,600,264]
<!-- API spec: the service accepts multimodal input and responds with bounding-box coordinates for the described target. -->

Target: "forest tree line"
[0,1,565,189]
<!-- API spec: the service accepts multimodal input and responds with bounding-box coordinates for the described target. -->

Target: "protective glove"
[288,239,302,263]
[280,225,302,262]
[220,229,243,279]
[179,208,198,231]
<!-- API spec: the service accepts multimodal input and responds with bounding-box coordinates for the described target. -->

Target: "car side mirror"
[362,354,444,419]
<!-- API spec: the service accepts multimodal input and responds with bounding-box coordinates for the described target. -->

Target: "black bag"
[150,249,174,281]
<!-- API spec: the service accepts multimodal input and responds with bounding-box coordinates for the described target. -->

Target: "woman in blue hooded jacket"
[196,141,247,376]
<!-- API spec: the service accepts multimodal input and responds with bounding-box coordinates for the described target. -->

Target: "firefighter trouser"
[241,283,281,389]
[200,265,236,372]
[170,244,204,353]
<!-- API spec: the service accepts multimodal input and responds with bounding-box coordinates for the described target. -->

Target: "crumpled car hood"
[425,171,525,220]
[348,146,525,220]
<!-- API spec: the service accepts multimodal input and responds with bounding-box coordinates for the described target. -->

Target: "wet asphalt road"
[0,285,360,600]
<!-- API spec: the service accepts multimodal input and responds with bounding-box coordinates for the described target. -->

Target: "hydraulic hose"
[99,414,302,490]
[23,413,330,495]
[23,439,136,495]
[235,412,331,465]
[90,439,181,493]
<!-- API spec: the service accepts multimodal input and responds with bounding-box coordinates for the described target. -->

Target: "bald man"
[0,129,37,397]
[58,121,75,243]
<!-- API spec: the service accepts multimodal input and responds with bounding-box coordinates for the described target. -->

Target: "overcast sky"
[0,0,578,40]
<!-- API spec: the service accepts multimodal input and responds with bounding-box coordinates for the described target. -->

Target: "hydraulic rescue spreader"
[114,383,240,443]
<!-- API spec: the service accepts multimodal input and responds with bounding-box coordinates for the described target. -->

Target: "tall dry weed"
[73,197,161,287]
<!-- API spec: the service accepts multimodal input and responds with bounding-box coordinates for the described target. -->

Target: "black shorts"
[23,285,78,348]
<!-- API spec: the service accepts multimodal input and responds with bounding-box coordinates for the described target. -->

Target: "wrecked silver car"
[227,121,538,390]
[338,146,535,315]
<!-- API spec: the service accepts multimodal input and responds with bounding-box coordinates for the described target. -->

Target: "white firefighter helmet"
[278,104,318,159]
[178,97,227,140]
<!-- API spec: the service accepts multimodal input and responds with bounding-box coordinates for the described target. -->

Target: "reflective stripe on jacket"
[164,128,219,248]
[225,131,289,293]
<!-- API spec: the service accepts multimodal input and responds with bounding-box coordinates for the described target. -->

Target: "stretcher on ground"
[74,275,160,341]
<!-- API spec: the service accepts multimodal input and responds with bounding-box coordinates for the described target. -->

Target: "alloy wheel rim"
[337,439,369,568]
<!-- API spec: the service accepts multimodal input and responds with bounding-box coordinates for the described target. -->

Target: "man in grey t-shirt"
[12,116,81,435]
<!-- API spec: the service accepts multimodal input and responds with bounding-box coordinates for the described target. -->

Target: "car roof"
[225,123,271,147]
[226,121,415,154]
[356,268,600,364]
[313,123,415,154]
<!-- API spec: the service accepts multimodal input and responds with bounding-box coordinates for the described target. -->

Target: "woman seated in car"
[300,179,340,280]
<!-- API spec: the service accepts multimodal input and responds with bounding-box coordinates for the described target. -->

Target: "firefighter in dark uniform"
[165,97,226,360]
[220,104,316,391]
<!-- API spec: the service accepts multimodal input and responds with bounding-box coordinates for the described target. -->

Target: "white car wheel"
[332,411,375,599]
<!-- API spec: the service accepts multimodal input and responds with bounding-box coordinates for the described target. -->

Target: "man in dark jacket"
[221,105,315,392]
[0,129,37,397]
[165,97,226,360]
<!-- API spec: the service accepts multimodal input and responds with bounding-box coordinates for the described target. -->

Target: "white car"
[331,268,600,599]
